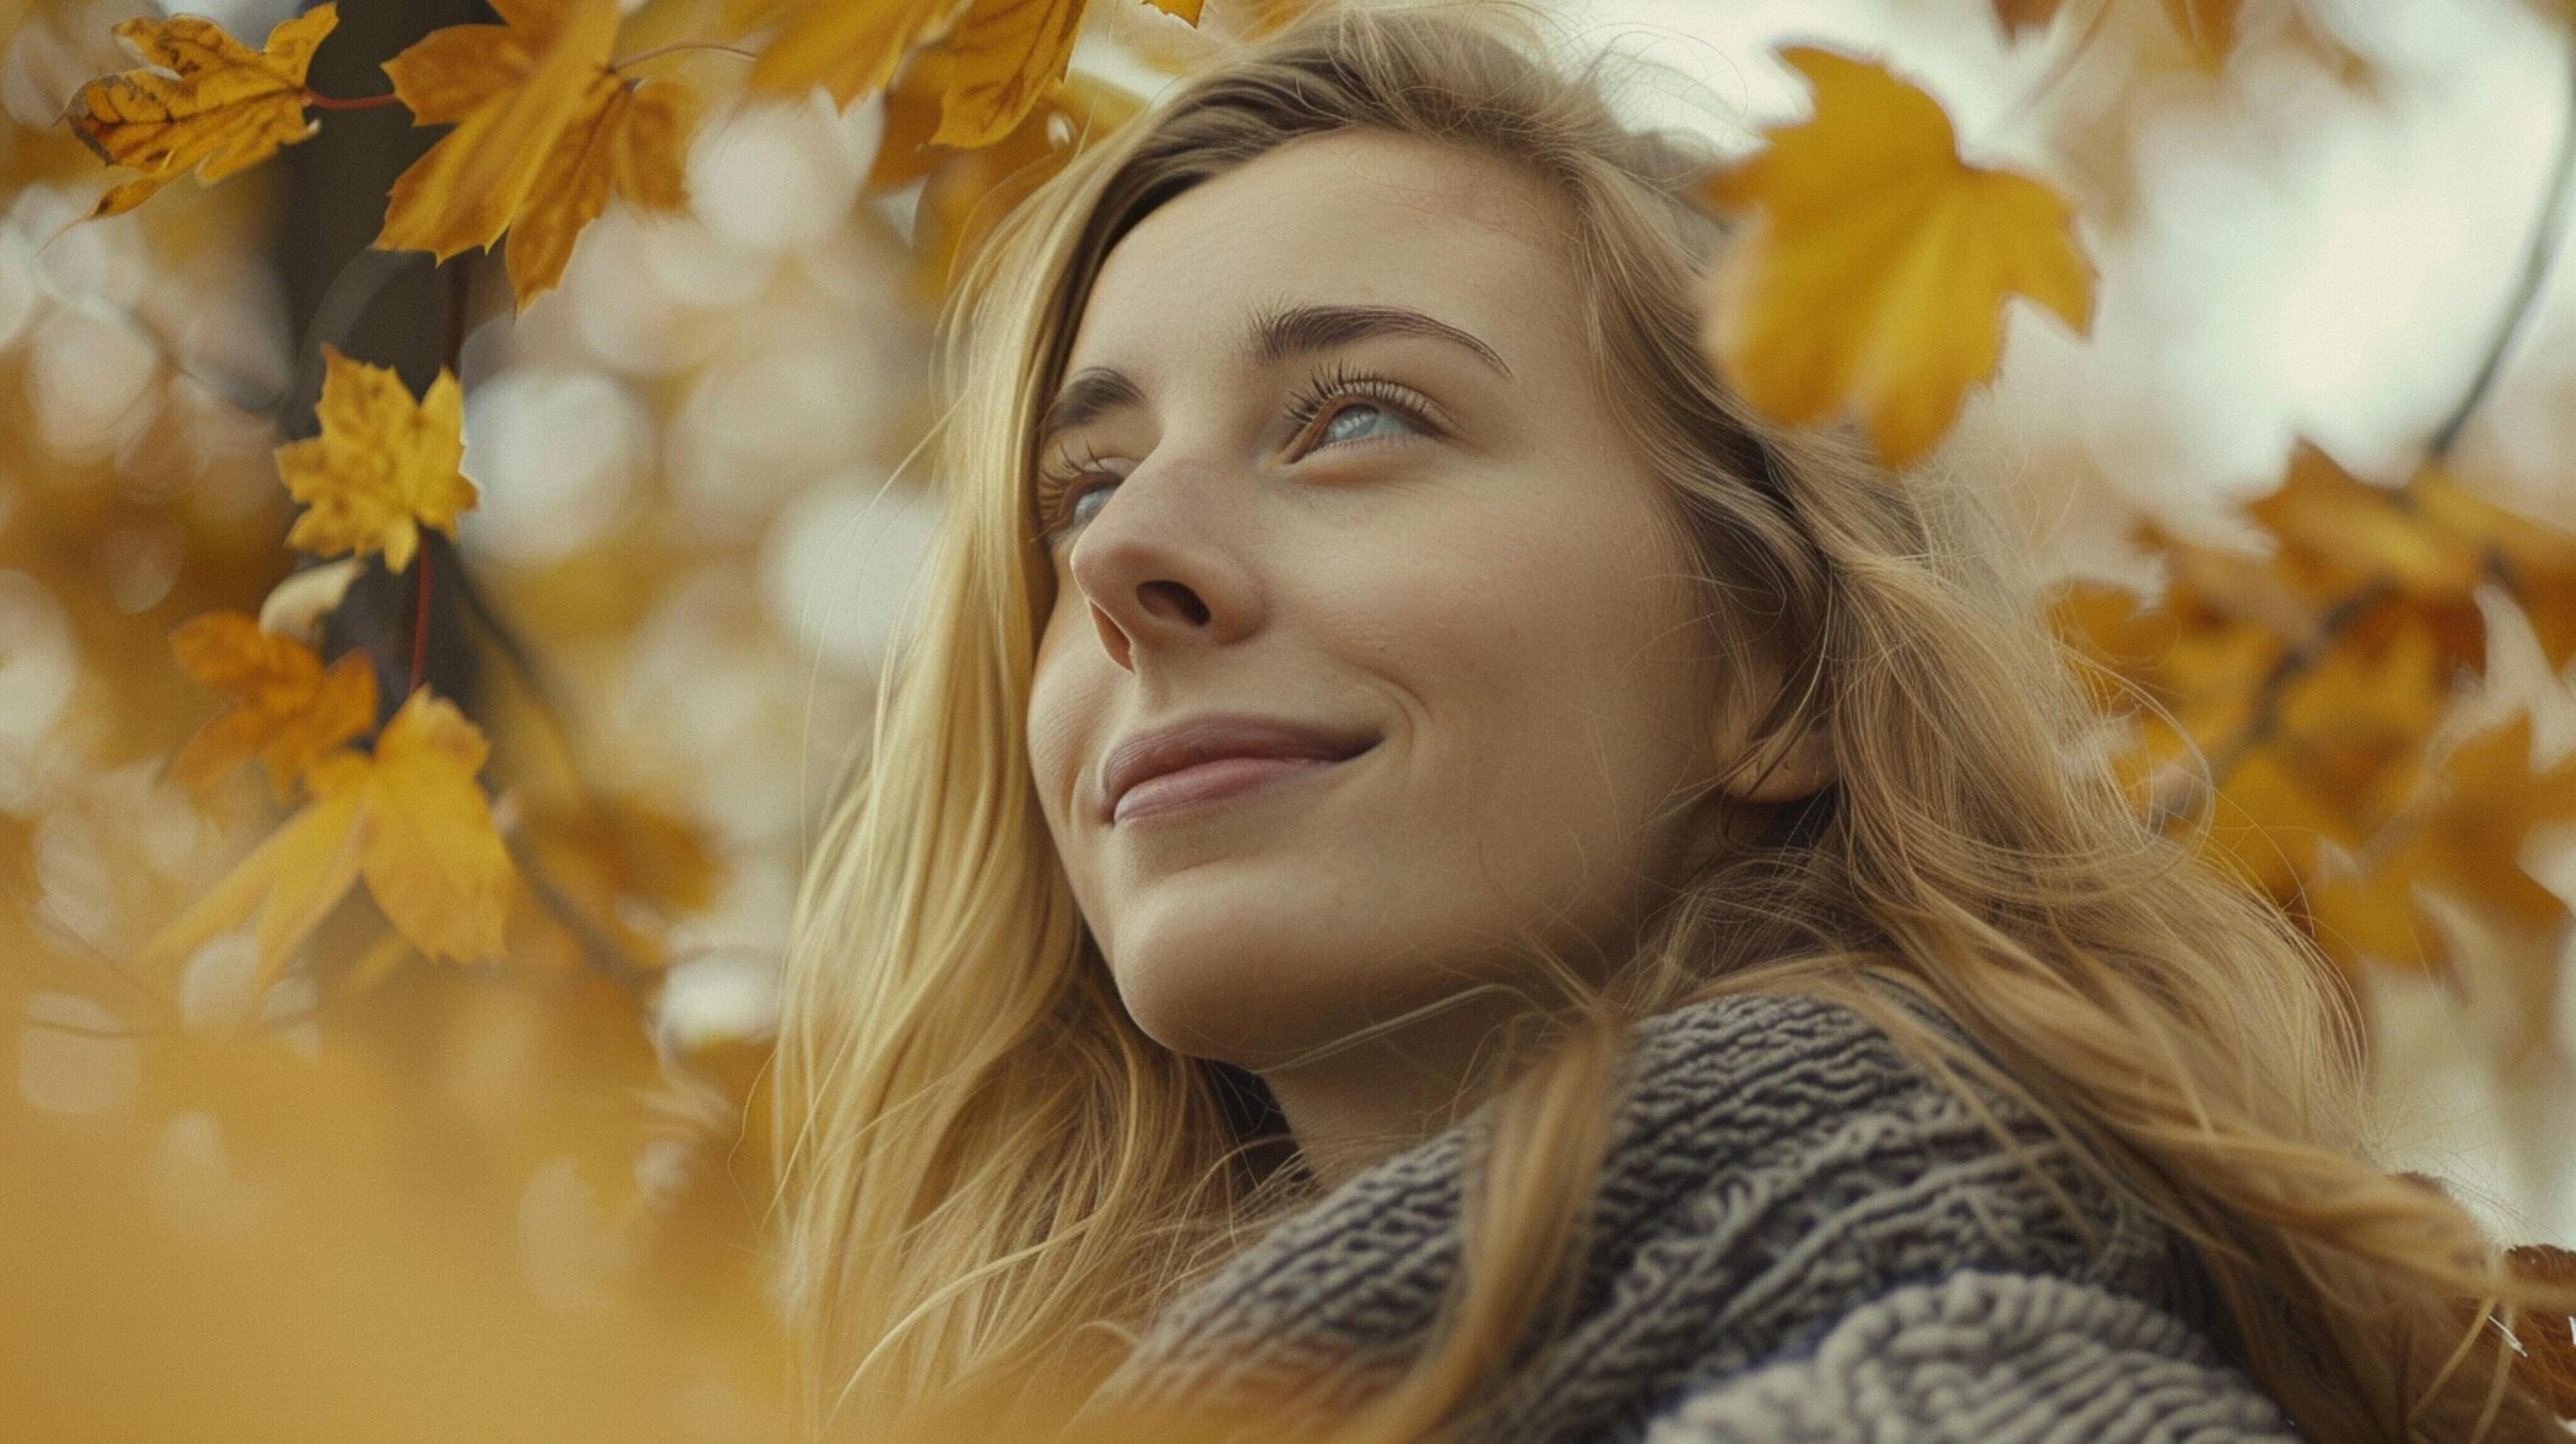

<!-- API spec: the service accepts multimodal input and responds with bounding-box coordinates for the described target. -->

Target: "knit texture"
[1081,990,2300,1442]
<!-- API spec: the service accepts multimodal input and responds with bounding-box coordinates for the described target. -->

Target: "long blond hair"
[771,4,2575,1438]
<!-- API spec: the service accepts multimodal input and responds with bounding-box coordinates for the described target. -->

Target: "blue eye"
[1317,401,1417,447]
[1062,478,1115,530]
[1280,365,1439,458]
[1033,368,1443,545]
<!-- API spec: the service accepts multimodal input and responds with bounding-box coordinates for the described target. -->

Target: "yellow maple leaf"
[2298,849,2435,970]
[275,346,479,574]
[64,4,339,217]
[168,611,379,797]
[932,0,1198,148]
[1699,46,2094,470]
[141,691,513,992]
[872,57,1145,297]
[375,0,695,306]
[346,693,516,967]
[742,0,951,111]
[2247,443,2488,606]
[140,778,368,992]
[740,0,1192,125]
[2288,715,2576,973]
[2392,716,2576,934]
[504,74,698,302]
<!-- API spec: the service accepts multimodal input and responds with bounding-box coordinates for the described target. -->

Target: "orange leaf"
[139,692,512,992]
[168,611,379,797]
[275,346,479,574]
[375,0,647,304]
[63,4,338,217]
[744,0,952,110]
[1700,46,2093,469]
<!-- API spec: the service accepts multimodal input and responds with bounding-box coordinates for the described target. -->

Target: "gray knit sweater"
[1084,990,2301,1441]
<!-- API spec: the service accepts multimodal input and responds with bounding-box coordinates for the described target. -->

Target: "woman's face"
[1025,130,1766,1074]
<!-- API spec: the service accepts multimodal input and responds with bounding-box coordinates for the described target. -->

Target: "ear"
[1719,718,1834,805]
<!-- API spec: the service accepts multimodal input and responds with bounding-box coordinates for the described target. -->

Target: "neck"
[1257,982,1541,1192]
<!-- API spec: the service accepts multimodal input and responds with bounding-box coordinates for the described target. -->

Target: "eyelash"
[1031,362,1442,539]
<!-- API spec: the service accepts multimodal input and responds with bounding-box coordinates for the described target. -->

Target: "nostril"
[1139,579,1212,627]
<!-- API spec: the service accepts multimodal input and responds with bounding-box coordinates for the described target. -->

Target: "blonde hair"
[771,4,2575,1438]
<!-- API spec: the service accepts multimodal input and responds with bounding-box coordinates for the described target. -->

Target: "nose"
[1064,464,1260,673]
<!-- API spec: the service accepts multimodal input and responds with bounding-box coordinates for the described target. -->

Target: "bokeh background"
[4,0,2573,1436]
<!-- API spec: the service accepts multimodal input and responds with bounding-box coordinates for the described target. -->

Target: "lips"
[1100,712,1378,824]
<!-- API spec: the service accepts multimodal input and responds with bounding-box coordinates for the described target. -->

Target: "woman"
[772,4,2572,1439]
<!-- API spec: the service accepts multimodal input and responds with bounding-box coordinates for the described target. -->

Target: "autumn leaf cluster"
[65,0,1210,305]
[2053,446,2576,975]
[141,348,507,991]
[53,0,1257,995]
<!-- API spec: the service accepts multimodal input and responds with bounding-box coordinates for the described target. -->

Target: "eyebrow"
[1035,301,1512,449]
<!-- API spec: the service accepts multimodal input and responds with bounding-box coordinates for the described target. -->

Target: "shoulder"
[1610,986,2190,1305]
[1604,987,2138,1263]
[1640,1269,2300,1443]
[1601,992,2292,1440]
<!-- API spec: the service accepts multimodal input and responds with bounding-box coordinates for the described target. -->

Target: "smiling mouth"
[1112,743,1377,826]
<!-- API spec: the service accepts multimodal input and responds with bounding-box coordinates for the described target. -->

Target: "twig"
[508,838,656,998]
[409,542,432,697]
[2427,30,2576,460]
[302,88,404,112]
[2203,580,2399,791]
[448,560,596,788]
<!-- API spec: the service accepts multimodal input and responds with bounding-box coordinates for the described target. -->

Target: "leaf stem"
[2426,31,2576,460]
[508,838,653,998]
[611,40,759,73]
[449,558,596,792]
[302,88,404,112]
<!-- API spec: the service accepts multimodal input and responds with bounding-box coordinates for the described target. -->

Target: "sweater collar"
[1083,989,2192,1440]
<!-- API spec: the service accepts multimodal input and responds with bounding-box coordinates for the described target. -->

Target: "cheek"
[1353,491,1716,870]
[1025,603,1109,840]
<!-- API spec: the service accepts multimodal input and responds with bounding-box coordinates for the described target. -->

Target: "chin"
[1104,899,1366,1068]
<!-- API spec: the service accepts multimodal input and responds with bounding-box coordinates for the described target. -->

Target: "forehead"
[1067,129,1577,369]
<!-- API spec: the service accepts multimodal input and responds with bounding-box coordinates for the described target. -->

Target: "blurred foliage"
[4,0,2576,1434]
